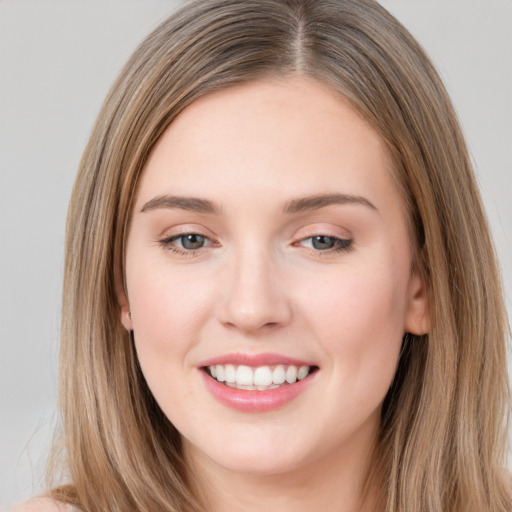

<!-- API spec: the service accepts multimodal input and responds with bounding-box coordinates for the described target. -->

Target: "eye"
[298,235,353,252]
[177,234,207,250]
[159,233,214,254]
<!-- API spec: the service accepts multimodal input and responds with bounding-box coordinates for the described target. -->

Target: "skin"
[119,77,429,511]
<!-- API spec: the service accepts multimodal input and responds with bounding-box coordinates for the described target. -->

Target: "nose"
[216,246,293,334]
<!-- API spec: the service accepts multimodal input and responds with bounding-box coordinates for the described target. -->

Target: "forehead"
[135,77,397,214]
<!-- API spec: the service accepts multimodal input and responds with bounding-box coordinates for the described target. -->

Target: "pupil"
[312,236,335,250]
[183,234,205,249]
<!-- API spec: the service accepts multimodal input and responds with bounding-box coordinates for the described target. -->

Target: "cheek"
[126,265,215,414]
[126,261,215,364]
[307,265,407,337]
[300,257,409,384]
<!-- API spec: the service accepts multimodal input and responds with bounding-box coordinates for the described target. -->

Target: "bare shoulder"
[10,497,78,512]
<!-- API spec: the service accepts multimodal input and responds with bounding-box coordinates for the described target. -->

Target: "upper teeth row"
[209,364,311,386]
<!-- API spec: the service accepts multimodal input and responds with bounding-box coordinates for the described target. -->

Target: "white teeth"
[285,365,297,383]
[227,383,281,391]
[297,366,309,380]
[236,365,254,386]
[215,364,225,382]
[208,363,313,388]
[272,365,286,385]
[224,364,236,383]
[253,366,273,386]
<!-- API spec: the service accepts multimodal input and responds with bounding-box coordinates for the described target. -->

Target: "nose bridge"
[218,238,291,332]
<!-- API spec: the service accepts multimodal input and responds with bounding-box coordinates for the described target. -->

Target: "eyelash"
[159,233,354,256]
[159,233,215,256]
[295,235,354,254]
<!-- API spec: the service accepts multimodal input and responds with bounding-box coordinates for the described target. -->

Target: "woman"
[18,0,510,510]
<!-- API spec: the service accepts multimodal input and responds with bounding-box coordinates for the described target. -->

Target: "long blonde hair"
[49,1,510,510]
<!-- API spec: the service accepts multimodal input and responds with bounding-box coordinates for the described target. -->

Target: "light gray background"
[1,0,510,508]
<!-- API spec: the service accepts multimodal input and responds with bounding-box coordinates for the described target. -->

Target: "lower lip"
[200,370,317,413]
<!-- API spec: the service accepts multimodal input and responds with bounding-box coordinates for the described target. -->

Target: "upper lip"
[199,352,317,368]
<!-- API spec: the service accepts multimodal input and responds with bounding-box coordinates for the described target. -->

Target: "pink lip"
[198,353,318,413]
[199,352,315,368]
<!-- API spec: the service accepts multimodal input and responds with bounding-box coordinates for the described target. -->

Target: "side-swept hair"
[48,1,510,510]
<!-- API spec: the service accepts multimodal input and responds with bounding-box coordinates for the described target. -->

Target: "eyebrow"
[141,195,221,214]
[283,193,377,214]
[140,192,377,215]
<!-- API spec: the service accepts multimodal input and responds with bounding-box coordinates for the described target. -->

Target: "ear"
[115,265,133,331]
[404,269,430,335]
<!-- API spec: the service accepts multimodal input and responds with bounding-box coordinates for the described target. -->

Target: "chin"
[185,431,312,477]
[215,451,305,477]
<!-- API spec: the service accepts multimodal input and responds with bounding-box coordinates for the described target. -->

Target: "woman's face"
[121,78,428,478]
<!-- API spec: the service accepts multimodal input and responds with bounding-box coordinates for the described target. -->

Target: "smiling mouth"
[203,364,319,391]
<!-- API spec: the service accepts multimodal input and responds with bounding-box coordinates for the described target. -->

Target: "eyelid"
[156,222,216,239]
[294,235,353,253]
[292,223,352,241]
[291,224,354,253]
[167,233,214,246]
[157,225,219,256]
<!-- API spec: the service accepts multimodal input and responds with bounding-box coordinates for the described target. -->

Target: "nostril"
[216,266,293,332]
